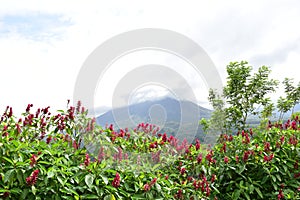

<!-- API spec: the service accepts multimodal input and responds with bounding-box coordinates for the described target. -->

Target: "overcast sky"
[1,0,300,115]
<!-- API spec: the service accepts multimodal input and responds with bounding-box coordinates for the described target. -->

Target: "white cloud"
[0,0,300,115]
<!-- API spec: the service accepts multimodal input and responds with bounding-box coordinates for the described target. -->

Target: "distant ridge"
[96,97,212,142]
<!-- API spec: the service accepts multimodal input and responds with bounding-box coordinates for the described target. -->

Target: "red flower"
[144,183,150,191]
[211,174,216,182]
[46,136,52,144]
[197,153,203,163]
[193,180,200,190]
[72,140,78,149]
[84,153,90,166]
[109,124,113,131]
[264,142,270,152]
[112,172,120,188]
[291,120,297,130]
[162,133,167,142]
[26,104,33,113]
[243,151,250,162]
[174,189,183,199]
[8,107,13,118]
[97,147,105,163]
[221,143,226,153]
[224,156,229,164]
[278,189,284,199]
[280,136,285,143]
[26,169,39,186]
[229,135,233,141]
[206,151,213,164]
[294,172,300,179]
[150,178,157,186]
[30,154,37,167]
[3,192,10,198]
[195,139,201,150]
[180,167,186,175]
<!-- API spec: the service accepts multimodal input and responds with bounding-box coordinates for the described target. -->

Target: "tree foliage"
[277,78,300,120]
[205,61,278,134]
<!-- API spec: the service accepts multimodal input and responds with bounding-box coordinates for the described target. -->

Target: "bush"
[1,102,300,199]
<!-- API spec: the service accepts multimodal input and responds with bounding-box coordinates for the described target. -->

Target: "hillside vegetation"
[1,61,300,199]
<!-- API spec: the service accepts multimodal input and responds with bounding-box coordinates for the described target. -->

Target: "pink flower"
[224,156,229,164]
[229,135,233,141]
[180,167,186,175]
[221,143,226,153]
[72,140,78,149]
[211,174,216,182]
[195,139,201,150]
[112,172,120,188]
[30,154,37,167]
[144,183,150,191]
[278,189,284,199]
[84,153,90,166]
[174,189,183,199]
[150,178,157,186]
[264,142,270,152]
[243,151,250,162]
[26,169,39,186]
[46,136,52,144]
[197,153,203,164]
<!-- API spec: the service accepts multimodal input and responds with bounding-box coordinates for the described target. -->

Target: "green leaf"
[20,189,29,199]
[16,169,23,185]
[255,187,263,199]
[249,184,254,194]
[238,165,246,174]
[47,170,55,178]
[85,174,94,188]
[100,174,108,185]
[32,185,37,195]
[283,165,288,172]
[271,175,276,182]
[275,174,282,181]
[155,183,161,192]
[244,192,251,200]
[3,157,14,165]
[81,194,99,199]
[233,189,241,200]
[4,169,15,183]
[57,176,64,186]
[103,194,116,200]
[152,163,160,171]
[201,165,207,174]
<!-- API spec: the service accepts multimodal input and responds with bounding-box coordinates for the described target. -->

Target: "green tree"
[223,61,278,131]
[200,89,227,144]
[277,78,300,120]
[202,61,278,134]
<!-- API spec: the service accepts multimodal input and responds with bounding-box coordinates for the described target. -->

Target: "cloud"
[250,38,300,67]
[1,0,300,115]
[0,13,73,41]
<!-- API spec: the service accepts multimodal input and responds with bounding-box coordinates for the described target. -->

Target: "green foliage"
[277,78,300,120]
[1,102,300,199]
[205,61,279,133]
[211,119,300,199]
[223,61,278,131]
[0,103,211,199]
[200,89,227,143]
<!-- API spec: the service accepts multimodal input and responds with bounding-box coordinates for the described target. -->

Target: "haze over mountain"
[96,97,212,142]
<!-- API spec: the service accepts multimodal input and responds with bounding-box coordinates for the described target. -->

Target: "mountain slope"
[96,97,212,142]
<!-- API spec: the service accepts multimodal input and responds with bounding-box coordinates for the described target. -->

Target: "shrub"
[1,102,300,199]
